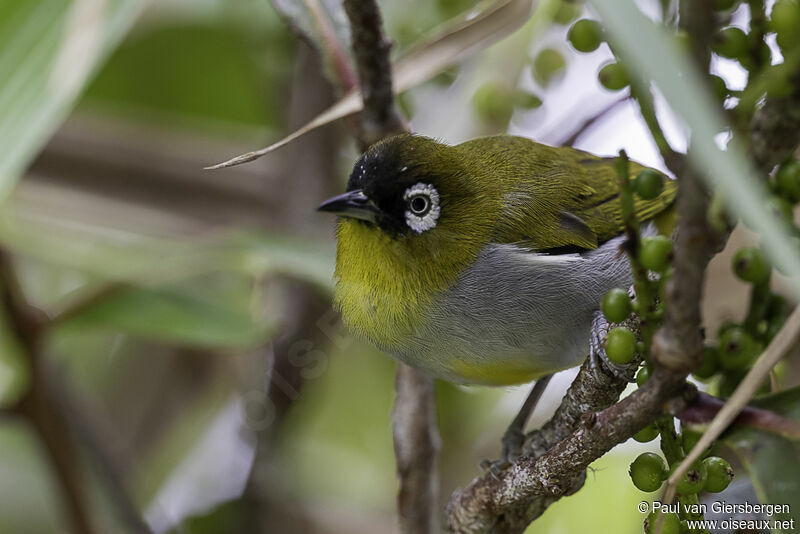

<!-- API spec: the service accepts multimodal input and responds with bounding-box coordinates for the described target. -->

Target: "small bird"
[318,134,676,387]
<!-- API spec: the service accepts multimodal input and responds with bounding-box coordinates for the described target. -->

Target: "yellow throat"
[333,215,489,352]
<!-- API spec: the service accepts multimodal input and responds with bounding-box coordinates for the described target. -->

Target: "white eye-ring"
[403,182,440,233]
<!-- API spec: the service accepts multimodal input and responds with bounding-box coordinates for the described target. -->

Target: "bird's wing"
[467,137,678,252]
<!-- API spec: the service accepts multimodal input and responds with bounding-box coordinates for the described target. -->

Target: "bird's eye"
[402,182,440,234]
[409,195,430,215]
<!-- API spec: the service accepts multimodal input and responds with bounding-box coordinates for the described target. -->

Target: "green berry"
[774,158,800,203]
[765,63,794,99]
[712,27,749,59]
[715,0,739,11]
[645,512,681,534]
[598,61,629,91]
[693,344,719,380]
[681,429,700,454]
[533,48,566,86]
[672,30,690,54]
[634,424,660,443]
[634,170,664,200]
[602,288,632,323]
[769,195,795,222]
[732,247,771,285]
[636,365,651,386]
[681,428,710,457]
[770,0,800,51]
[431,66,459,86]
[671,459,708,495]
[639,235,674,272]
[514,91,543,110]
[703,456,734,492]
[630,452,667,492]
[765,319,784,343]
[553,1,582,25]
[718,326,759,371]
[709,74,729,101]
[472,83,514,125]
[717,371,744,397]
[717,320,739,338]
[568,19,603,53]
[605,326,637,364]
[766,295,790,330]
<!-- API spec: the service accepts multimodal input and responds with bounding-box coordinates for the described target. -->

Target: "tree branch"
[522,352,629,458]
[341,2,440,533]
[446,374,696,533]
[342,0,406,148]
[393,365,441,534]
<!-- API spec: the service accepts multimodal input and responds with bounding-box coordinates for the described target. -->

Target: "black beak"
[317,189,381,223]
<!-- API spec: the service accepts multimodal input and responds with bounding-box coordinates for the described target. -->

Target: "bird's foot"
[479,426,525,477]
[589,310,640,383]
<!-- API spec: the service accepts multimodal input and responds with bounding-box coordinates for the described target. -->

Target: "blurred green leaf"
[81,22,291,131]
[56,276,270,348]
[235,232,334,290]
[39,231,334,348]
[0,211,333,291]
[0,0,144,202]
[722,387,800,522]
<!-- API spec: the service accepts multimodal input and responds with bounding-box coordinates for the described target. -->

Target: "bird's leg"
[588,310,610,378]
[480,374,553,475]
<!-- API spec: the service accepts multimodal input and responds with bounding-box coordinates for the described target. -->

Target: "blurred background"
[0,0,796,533]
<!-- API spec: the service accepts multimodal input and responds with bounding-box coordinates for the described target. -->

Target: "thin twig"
[341,2,440,533]
[0,250,93,534]
[342,0,406,148]
[393,365,441,534]
[679,391,800,440]
[555,96,629,147]
[48,375,152,533]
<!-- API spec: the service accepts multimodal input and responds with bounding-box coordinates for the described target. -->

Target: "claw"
[479,458,510,478]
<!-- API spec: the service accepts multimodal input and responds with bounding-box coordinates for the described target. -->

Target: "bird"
[318,133,677,388]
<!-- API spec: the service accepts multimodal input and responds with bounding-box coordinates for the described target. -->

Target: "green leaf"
[0,211,334,291]
[589,0,800,300]
[721,387,800,522]
[0,0,144,202]
[234,232,335,290]
[57,277,270,348]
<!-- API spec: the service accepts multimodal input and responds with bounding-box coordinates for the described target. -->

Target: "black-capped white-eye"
[403,182,440,233]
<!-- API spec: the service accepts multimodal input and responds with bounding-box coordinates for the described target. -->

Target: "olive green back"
[455,135,677,252]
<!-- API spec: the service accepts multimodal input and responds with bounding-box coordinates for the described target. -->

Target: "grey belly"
[392,237,632,384]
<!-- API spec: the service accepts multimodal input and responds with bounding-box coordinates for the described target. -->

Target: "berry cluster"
[601,166,673,366]
[602,154,749,532]
[701,158,799,396]
[567,0,800,105]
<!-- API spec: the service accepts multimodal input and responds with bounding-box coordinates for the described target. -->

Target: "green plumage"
[324,133,678,384]
[454,135,677,251]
